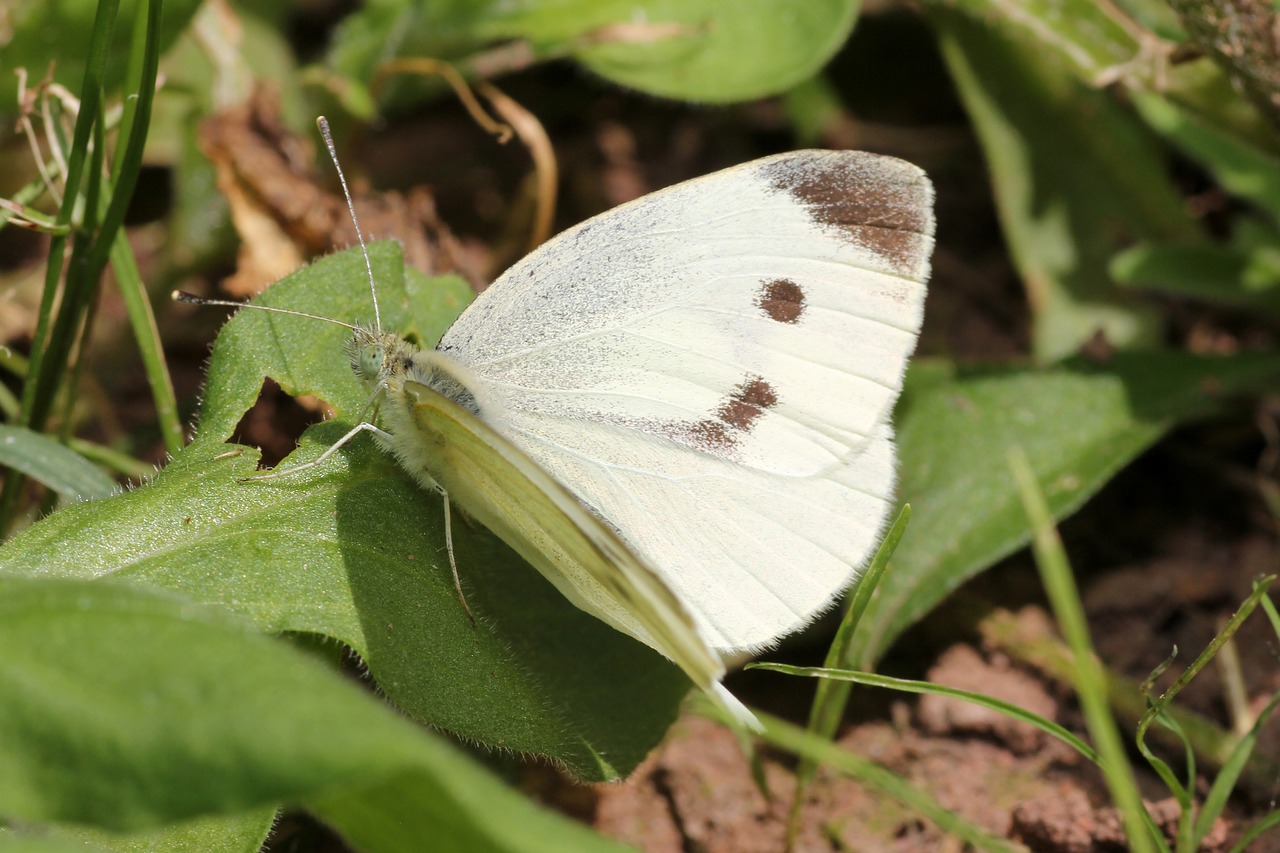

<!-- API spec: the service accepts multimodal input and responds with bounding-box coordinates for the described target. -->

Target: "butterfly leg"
[442,491,478,627]
[240,421,391,482]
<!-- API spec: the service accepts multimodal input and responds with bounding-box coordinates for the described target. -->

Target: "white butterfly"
[238,138,933,730]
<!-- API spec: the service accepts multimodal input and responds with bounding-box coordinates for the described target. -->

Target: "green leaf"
[484,0,861,102]
[1111,241,1280,313]
[2,809,276,853]
[0,840,115,853]
[939,0,1148,81]
[930,6,1199,360]
[1131,90,1280,223]
[2,243,689,782]
[327,0,859,106]
[849,353,1280,666]
[0,426,117,504]
[309,765,629,853]
[0,576,628,851]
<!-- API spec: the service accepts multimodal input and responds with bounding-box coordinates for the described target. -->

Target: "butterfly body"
[352,326,742,719]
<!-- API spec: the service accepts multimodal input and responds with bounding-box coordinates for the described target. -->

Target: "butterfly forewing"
[439,151,931,477]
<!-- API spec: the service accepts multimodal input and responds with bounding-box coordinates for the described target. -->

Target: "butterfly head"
[347,325,419,388]
[349,325,383,384]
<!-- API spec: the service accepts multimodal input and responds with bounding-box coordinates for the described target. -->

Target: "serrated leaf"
[2,243,688,781]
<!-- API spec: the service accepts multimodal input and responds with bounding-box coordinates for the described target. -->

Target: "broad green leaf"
[0,576,628,852]
[483,0,860,103]
[849,353,1280,666]
[2,810,275,853]
[930,6,1199,360]
[0,841,114,853]
[192,242,419,439]
[1131,91,1280,223]
[2,244,689,781]
[935,1,1275,158]
[327,0,859,107]
[941,0,1145,81]
[0,426,117,503]
[309,766,631,853]
[1112,241,1280,313]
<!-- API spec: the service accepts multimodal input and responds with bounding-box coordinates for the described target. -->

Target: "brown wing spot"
[720,376,778,428]
[683,375,778,453]
[756,277,805,324]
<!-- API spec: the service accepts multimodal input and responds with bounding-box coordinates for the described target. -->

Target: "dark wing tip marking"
[756,277,806,324]
[762,151,935,280]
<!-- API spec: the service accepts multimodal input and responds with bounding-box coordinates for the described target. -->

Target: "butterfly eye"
[358,345,383,381]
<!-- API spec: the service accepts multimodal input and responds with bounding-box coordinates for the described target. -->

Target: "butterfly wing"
[489,408,899,653]
[438,150,933,654]
[439,151,931,478]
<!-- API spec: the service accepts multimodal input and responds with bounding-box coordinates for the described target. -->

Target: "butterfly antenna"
[317,116,382,334]
[171,291,359,330]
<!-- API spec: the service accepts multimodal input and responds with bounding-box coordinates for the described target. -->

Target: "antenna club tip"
[172,290,194,303]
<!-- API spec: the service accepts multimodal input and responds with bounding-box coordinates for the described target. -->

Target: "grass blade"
[754,663,1100,763]
[1009,446,1156,853]
[0,426,117,503]
[780,505,909,844]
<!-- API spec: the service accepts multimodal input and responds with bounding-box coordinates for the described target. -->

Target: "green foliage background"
[1,0,1278,850]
